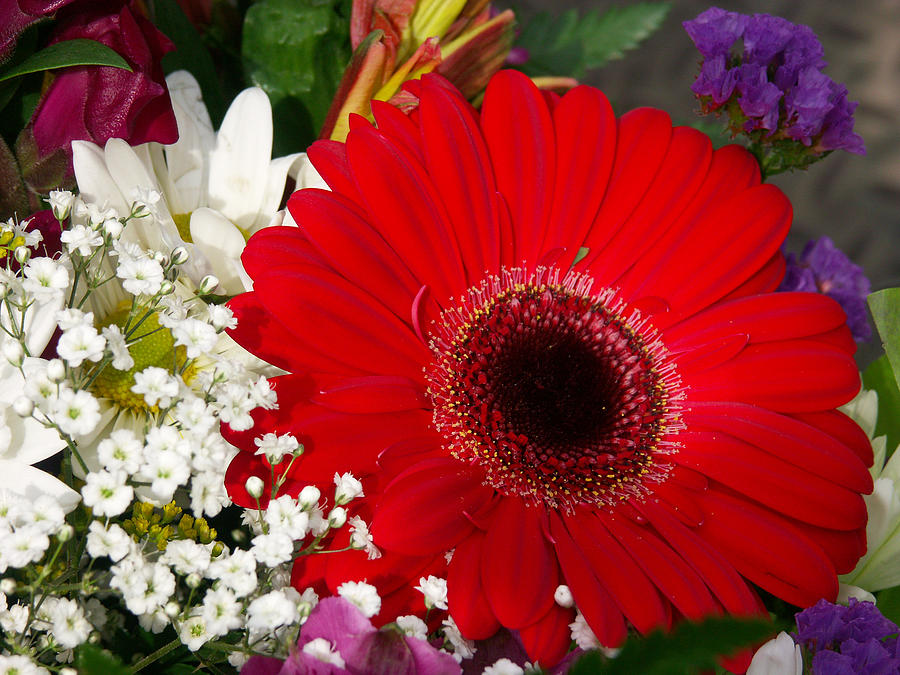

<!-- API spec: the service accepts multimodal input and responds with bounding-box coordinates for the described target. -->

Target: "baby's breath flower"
[61,224,103,256]
[81,470,133,517]
[52,389,101,437]
[246,590,299,632]
[254,432,299,465]
[86,521,133,562]
[333,472,364,505]
[131,366,179,408]
[117,257,164,296]
[101,325,134,371]
[415,575,448,611]
[57,324,105,368]
[336,581,381,618]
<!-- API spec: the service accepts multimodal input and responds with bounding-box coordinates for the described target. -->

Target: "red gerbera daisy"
[223,70,872,668]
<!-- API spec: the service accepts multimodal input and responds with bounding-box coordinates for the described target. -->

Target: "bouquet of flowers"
[0,1,896,673]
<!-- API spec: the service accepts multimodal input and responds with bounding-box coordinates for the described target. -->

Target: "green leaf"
[863,355,900,458]
[0,39,131,83]
[515,3,670,80]
[241,0,351,154]
[869,288,900,393]
[75,644,131,675]
[568,616,776,675]
[877,586,900,626]
[153,0,227,126]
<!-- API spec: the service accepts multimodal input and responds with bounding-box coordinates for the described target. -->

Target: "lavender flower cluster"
[795,598,900,674]
[684,8,865,156]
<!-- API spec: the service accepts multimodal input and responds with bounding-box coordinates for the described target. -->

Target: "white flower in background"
[72,70,323,295]
[96,429,143,473]
[839,388,900,593]
[250,532,294,567]
[302,638,346,668]
[333,471,364,505]
[201,587,242,636]
[263,495,309,540]
[442,616,476,660]
[415,575,448,610]
[81,470,133,517]
[22,258,68,303]
[483,659,525,675]
[246,590,299,633]
[131,367,179,409]
[100,325,134,371]
[207,549,258,598]
[161,540,211,576]
[395,615,428,640]
[56,324,105,368]
[336,581,381,619]
[0,655,50,675]
[569,611,601,651]
[86,521,133,562]
[253,432,299,465]
[179,614,211,652]
[51,389,101,437]
[746,631,803,675]
[347,516,381,560]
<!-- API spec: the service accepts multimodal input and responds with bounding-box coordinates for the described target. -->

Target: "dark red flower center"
[427,267,684,509]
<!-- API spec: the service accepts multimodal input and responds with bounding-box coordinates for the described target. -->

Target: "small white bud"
[47,358,66,382]
[159,280,176,295]
[152,251,169,267]
[198,275,219,295]
[14,246,30,265]
[0,578,16,594]
[56,524,75,542]
[554,584,574,608]
[245,476,265,499]
[327,507,347,529]
[2,340,23,366]
[103,218,123,239]
[60,668,77,675]
[164,601,180,618]
[298,485,321,509]
[12,396,33,417]
[171,247,189,265]
[185,573,202,589]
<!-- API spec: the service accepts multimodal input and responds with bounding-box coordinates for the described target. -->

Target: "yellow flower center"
[91,306,194,412]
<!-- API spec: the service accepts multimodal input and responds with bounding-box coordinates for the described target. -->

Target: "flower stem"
[132,637,182,672]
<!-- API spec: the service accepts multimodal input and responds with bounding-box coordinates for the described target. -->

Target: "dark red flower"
[22,0,177,182]
[224,71,872,669]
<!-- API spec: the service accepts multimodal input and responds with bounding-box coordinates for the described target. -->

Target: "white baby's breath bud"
[49,190,75,220]
[245,476,265,499]
[57,524,75,541]
[12,396,33,417]
[0,282,9,299]
[13,246,30,265]
[61,668,77,675]
[152,251,169,266]
[159,280,175,295]
[171,246,189,265]
[164,601,180,618]
[333,472,364,505]
[0,579,15,594]
[2,340,23,366]
[186,573,202,589]
[554,584,574,608]
[47,358,66,383]
[327,507,347,529]
[103,218,123,239]
[298,486,320,509]
[199,275,219,294]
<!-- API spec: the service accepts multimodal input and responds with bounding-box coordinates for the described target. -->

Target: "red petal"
[447,532,501,639]
[687,340,861,412]
[345,124,467,304]
[579,107,672,260]
[254,267,430,380]
[242,226,331,281]
[420,76,500,278]
[790,410,873,467]
[228,293,357,375]
[695,488,838,607]
[585,127,712,287]
[685,402,873,495]
[371,99,425,165]
[600,512,718,620]
[790,521,867,575]
[310,374,426,413]
[290,189,428,324]
[563,508,668,634]
[518,604,576,668]
[541,85,616,268]
[664,292,850,348]
[674,430,867,530]
[481,70,555,266]
[481,498,558,628]
[371,458,493,555]
[637,499,765,616]
[548,511,628,647]
[307,139,361,202]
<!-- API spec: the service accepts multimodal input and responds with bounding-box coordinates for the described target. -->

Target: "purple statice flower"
[795,598,899,653]
[241,597,460,675]
[778,237,872,342]
[683,7,865,168]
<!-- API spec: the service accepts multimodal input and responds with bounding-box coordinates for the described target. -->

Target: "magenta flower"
[19,0,177,187]
[241,597,461,675]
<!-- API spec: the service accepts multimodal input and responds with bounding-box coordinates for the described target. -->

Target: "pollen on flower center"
[91,306,192,412]
[426,267,684,509]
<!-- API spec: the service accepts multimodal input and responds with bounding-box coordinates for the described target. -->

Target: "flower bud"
[12,396,33,417]
[245,476,265,499]
[152,251,169,266]
[171,246,189,265]
[47,358,66,383]
[2,340,23,366]
[298,485,321,509]
[159,280,176,295]
[186,573,202,589]
[0,579,16,594]
[198,275,219,295]
[49,190,75,221]
[164,601,180,618]
[327,506,347,529]
[103,218,123,239]
[554,584,574,608]
[56,524,75,541]
[13,246,30,265]
[60,668,77,675]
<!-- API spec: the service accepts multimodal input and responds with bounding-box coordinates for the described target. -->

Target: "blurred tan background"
[521,0,900,296]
